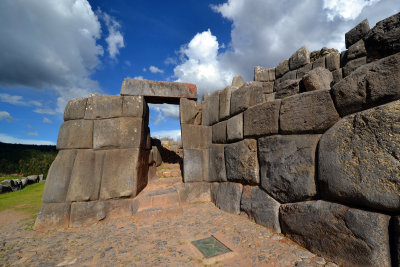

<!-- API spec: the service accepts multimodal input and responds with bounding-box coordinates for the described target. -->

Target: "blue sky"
[0,0,398,145]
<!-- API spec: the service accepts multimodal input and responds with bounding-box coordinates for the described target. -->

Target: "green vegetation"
[0,142,57,177]
[0,176,22,182]
[0,182,45,215]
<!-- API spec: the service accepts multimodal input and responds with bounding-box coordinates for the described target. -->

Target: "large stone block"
[365,12,400,61]
[241,186,281,232]
[121,79,197,104]
[64,97,87,121]
[332,53,400,116]
[57,120,93,149]
[212,120,227,144]
[232,75,244,87]
[243,100,280,137]
[219,86,233,120]
[289,46,310,70]
[183,149,208,182]
[100,148,145,200]
[347,39,367,61]
[84,94,123,119]
[280,200,391,267]
[182,124,211,149]
[258,135,319,203]
[42,150,77,203]
[180,98,202,125]
[70,201,106,227]
[176,182,211,204]
[230,82,251,115]
[93,117,144,149]
[275,59,289,78]
[302,67,333,92]
[122,95,146,118]
[343,56,367,77]
[281,69,297,81]
[345,18,370,48]
[34,203,71,230]
[225,139,259,185]
[312,57,325,69]
[249,82,274,106]
[208,144,227,182]
[66,149,104,202]
[226,113,243,142]
[211,182,242,214]
[280,90,340,134]
[150,146,162,167]
[332,68,343,84]
[254,66,275,82]
[325,52,340,71]
[274,79,301,99]
[296,63,312,79]
[202,90,219,126]
[319,101,400,213]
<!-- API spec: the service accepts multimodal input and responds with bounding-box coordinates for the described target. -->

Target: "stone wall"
[181,13,400,267]
[34,94,151,229]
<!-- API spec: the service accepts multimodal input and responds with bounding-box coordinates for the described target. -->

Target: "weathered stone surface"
[70,201,106,227]
[249,82,274,106]
[345,18,370,48]
[230,82,254,115]
[258,135,319,203]
[64,97,87,121]
[57,120,93,149]
[332,53,400,116]
[347,39,367,61]
[182,124,211,149]
[84,94,122,119]
[302,67,333,92]
[42,150,77,203]
[121,79,197,104]
[232,75,244,87]
[281,69,297,81]
[296,63,312,79]
[276,59,289,78]
[219,86,233,120]
[275,79,301,99]
[332,68,343,84]
[104,198,134,219]
[176,182,211,204]
[312,57,325,69]
[212,120,227,144]
[289,46,310,70]
[319,101,400,213]
[340,50,348,68]
[183,149,208,182]
[254,66,275,82]
[122,95,146,118]
[66,149,104,202]
[93,117,144,149]
[34,203,71,230]
[343,56,367,77]
[225,139,259,184]
[325,53,340,71]
[243,100,280,137]
[202,90,219,126]
[100,148,144,200]
[180,98,202,125]
[227,113,243,142]
[394,216,400,267]
[241,186,281,233]
[150,146,162,167]
[265,93,275,102]
[280,200,391,267]
[280,90,340,134]
[211,182,243,214]
[208,144,227,182]
[365,12,400,60]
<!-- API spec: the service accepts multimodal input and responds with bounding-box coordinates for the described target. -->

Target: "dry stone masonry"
[36,12,400,267]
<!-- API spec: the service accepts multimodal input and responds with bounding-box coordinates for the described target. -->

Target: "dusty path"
[0,166,337,266]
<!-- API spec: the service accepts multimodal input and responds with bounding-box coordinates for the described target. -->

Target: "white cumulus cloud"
[43,117,52,124]
[149,104,180,121]
[323,0,380,21]
[149,66,164,74]
[0,111,13,122]
[98,10,125,59]
[151,129,181,141]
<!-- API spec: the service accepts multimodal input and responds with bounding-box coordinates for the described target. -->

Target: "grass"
[0,182,45,216]
[0,176,22,182]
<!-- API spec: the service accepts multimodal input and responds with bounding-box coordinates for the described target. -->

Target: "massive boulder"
[211,182,242,214]
[280,200,391,267]
[302,67,333,92]
[345,19,370,48]
[289,46,310,70]
[258,135,320,203]
[180,98,202,125]
[319,100,400,213]
[243,100,280,137]
[332,53,400,116]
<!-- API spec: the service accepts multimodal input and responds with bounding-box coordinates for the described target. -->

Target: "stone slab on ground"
[240,186,281,233]
[258,135,320,203]
[318,100,400,213]
[34,203,71,230]
[280,200,391,267]
[121,79,197,104]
